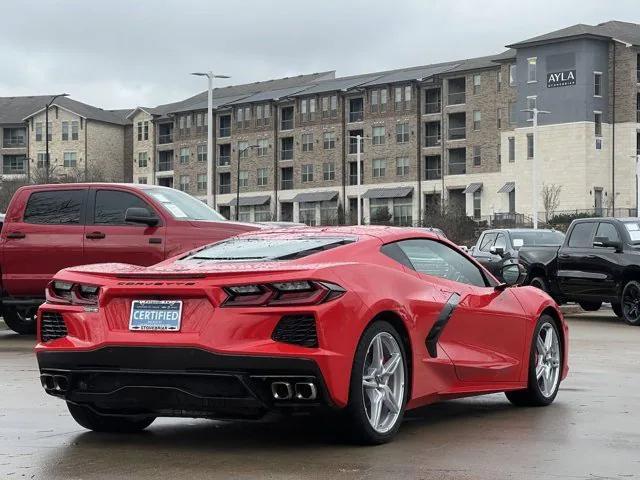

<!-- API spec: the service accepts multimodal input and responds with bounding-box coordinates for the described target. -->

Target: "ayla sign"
[547,70,576,88]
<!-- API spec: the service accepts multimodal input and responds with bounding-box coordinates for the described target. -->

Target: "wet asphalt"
[1,310,640,480]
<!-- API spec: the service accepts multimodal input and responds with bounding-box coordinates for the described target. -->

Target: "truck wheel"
[67,403,155,433]
[3,306,37,335]
[621,281,640,326]
[579,302,602,312]
[529,276,549,293]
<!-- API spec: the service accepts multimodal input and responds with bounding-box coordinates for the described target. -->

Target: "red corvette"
[36,227,568,444]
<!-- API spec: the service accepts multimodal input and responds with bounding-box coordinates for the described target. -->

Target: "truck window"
[494,233,507,250]
[595,222,619,242]
[567,222,596,248]
[23,190,85,225]
[94,190,154,225]
[478,233,497,252]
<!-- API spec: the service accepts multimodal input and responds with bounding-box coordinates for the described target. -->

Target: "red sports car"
[36,227,568,444]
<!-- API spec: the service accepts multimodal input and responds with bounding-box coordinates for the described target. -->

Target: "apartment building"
[0,96,132,183]
[132,20,640,225]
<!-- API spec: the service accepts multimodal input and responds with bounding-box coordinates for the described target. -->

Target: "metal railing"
[157,159,173,171]
[349,111,364,123]
[424,135,441,147]
[281,149,293,161]
[448,92,466,105]
[158,134,173,144]
[219,127,231,137]
[219,184,231,194]
[280,119,294,131]
[281,179,293,190]
[448,162,466,175]
[425,168,441,180]
[218,156,230,166]
[2,139,26,148]
[448,127,466,140]
[424,101,441,114]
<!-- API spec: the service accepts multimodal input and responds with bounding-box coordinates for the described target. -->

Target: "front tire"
[621,281,640,326]
[579,301,602,312]
[3,306,37,335]
[506,315,562,407]
[529,276,549,293]
[344,321,408,445]
[67,403,155,433]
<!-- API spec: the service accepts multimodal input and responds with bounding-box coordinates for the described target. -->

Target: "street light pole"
[522,106,550,229]
[235,144,259,220]
[190,72,230,208]
[356,134,362,226]
[44,93,68,183]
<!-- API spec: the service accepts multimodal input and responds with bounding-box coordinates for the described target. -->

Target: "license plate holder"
[129,300,183,331]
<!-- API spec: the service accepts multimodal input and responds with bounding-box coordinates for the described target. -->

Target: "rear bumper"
[37,346,335,420]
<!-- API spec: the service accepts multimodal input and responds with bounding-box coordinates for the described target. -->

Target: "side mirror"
[490,245,505,257]
[497,263,526,290]
[125,207,159,226]
[593,236,622,251]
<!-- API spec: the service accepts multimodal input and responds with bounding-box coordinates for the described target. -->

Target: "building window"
[37,152,46,168]
[179,175,190,192]
[508,137,515,162]
[497,71,502,92]
[509,64,516,86]
[239,170,248,187]
[404,86,412,110]
[323,162,335,181]
[301,164,313,183]
[349,130,364,154]
[497,108,502,129]
[137,122,143,141]
[396,122,409,143]
[394,87,402,111]
[197,144,207,162]
[473,110,481,130]
[219,115,231,137]
[472,146,481,166]
[394,86,412,111]
[138,176,147,184]
[372,126,385,145]
[236,108,244,128]
[35,123,43,142]
[322,96,330,119]
[594,72,602,97]
[322,95,337,118]
[254,204,271,222]
[349,97,364,122]
[143,121,149,140]
[299,202,316,226]
[238,141,249,158]
[372,158,386,177]
[396,157,409,176]
[302,133,314,152]
[393,198,412,226]
[330,95,338,117]
[46,122,52,141]
[527,133,534,159]
[219,172,231,194]
[473,74,481,94]
[527,57,537,83]
[370,88,387,113]
[526,96,537,121]
[257,168,268,186]
[196,113,203,127]
[138,152,148,168]
[62,122,69,141]
[300,98,316,122]
[63,152,77,168]
[237,206,251,222]
[180,147,189,164]
[323,131,335,150]
[281,166,293,190]
[280,137,293,160]
[3,155,26,174]
[594,111,602,137]
[473,191,481,219]
[71,121,79,140]
[255,105,263,126]
[257,138,269,156]
[197,174,207,191]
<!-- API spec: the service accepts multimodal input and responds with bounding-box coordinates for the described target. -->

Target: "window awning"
[292,191,338,203]
[362,186,413,199]
[497,182,515,193]
[462,182,483,194]
[228,195,271,207]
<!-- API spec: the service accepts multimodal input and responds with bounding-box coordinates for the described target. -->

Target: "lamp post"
[522,106,550,229]
[347,134,370,226]
[630,154,640,216]
[44,93,68,183]
[235,144,259,220]
[190,72,230,208]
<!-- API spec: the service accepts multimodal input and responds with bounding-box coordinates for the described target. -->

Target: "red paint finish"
[36,226,569,411]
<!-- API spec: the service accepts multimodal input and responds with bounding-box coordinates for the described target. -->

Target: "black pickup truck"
[518,217,640,325]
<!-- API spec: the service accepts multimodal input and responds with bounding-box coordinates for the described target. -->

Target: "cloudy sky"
[0,0,637,109]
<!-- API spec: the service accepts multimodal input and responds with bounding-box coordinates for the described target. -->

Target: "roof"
[227,195,271,207]
[462,183,483,194]
[497,182,515,193]
[507,20,640,48]
[362,186,413,199]
[292,190,339,203]
[15,96,132,125]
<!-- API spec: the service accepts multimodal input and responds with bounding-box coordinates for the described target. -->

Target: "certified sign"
[547,70,576,88]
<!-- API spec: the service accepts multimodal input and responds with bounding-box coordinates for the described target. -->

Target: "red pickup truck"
[0,183,259,334]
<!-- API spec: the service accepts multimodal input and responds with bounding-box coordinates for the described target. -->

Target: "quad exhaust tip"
[270,381,317,401]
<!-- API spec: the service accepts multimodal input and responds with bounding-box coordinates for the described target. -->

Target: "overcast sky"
[0,0,637,110]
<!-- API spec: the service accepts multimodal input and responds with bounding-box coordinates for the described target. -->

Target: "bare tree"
[541,184,562,222]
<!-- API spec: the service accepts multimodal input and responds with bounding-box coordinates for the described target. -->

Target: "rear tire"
[344,321,408,445]
[67,403,155,433]
[620,280,640,326]
[506,315,562,407]
[529,276,549,293]
[3,306,36,335]
[579,301,602,312]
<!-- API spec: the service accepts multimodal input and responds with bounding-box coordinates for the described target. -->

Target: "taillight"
[222,281,345,307]
[46,281,100,307]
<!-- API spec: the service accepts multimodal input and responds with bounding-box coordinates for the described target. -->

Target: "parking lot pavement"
[1,313,640,480]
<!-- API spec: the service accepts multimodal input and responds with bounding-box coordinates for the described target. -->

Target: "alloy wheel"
[622,282,640,323]
[535,323,560,397]
[361,332,405,434]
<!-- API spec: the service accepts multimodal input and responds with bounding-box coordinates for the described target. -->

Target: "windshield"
[186,236,356,261]
[511,231,564,249]
[146,188,226,221]
[623,221,640,243]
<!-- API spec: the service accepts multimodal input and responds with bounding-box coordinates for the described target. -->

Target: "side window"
[23,190,85,225]
[567,222,596,248]
[478,233,497,252]
[395,239,487,287]
[94,190,152,225]
[494,233,507,250]
[595,222,619,243]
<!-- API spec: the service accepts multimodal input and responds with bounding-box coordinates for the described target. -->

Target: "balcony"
[218,156,230,166]
[2,139,26,148]
[448,127,466,140]
[349,110,364,123]
[448,92,466,105]
[219,184,231,194]
[158,134,173,144]
[425,102,441,114]
[281,179,293,190]
[425,135,441,147]
[349,98,364,123]
[424,89,441,114]
[157,159,173,172]
[447,78,466,105]
[281,107,294,131]
[448,162,466,175]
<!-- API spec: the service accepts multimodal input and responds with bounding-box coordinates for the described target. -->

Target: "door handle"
[149,237,162,244]
[6,231,25,239]
[85,231,106,240]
